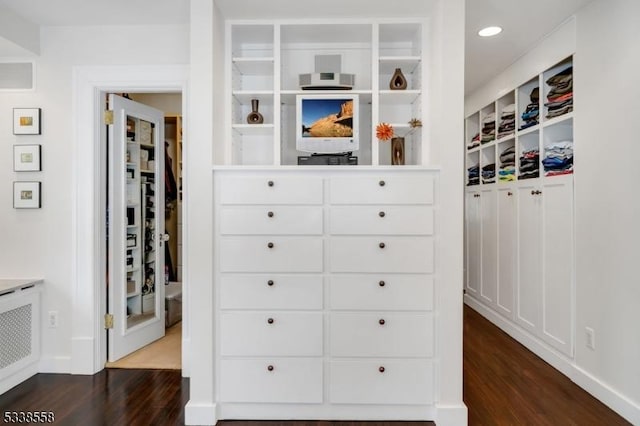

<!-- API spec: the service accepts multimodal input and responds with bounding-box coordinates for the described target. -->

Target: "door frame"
[71,65,189,375]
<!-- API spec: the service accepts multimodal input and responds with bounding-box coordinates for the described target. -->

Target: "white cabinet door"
[516,183,542,335]
[107,94,165,362]
[541,179,574,356]
[465,190,481,296]
[480,188,497,306]
[497,187,516,319]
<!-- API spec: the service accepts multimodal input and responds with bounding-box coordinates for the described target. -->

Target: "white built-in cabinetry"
[227,21,425,166]
[214,168,438,419]
[464,56,574,357]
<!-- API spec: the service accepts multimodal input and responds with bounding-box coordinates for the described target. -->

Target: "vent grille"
[0,304,32,369]
[0,62,34,90]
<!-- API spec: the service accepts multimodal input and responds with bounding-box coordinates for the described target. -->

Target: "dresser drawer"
[220,275,323,310]
[329,175,434,205]
[329,205,433,235]
[220,206,323,235]
[329,359,433,405]
[330,236,433,273]
[218,175,323,205]
[220,358,323,403]
[221,312,323,356]
[219,237,323,272]
[330,312,433,357]
[330,275,433,311]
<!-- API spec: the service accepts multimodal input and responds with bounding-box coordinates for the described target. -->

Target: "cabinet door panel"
[497,188,516,318]
[330,205,434,235]
[329,175,434,205]
[542,180,573,355]
[330,274,433,311]
[480,189,497,306]
[465,191,481,296]
[329,359,433,405]
[220,312,323,356]
[219,237,323,272]
[330,312,433,357]
[330,236,433,273]
[220,206,323,235]
[220,358,323,403]
[517,184,542,333]
[218,175,323,205]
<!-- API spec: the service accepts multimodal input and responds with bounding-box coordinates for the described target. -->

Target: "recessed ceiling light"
[478,26,503,37]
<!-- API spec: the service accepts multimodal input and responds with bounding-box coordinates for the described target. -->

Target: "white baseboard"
[464,297,640,425]
[0,362,38,395]
[38,356,71,374]
[435,404,468,426]
[185,401,217,425]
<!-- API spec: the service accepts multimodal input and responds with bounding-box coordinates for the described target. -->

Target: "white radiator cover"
[0,286,40,394]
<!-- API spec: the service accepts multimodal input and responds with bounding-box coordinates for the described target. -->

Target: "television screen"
[296,94,359,154]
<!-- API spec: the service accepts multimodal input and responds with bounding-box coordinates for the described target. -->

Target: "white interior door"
[107,94,166,362]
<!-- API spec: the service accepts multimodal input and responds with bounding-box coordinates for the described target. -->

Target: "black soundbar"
[298,154,358,165]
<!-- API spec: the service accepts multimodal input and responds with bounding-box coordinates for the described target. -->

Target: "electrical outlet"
[585,327,595,350]
[48,311,58,328]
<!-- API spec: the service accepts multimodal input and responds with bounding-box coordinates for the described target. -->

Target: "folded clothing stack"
[468,132,480,150]
[497,104,516,139]
[481,112,496,144]
[499,145,516,182]
[467,164,479,186]
[545,66,573,119]
[520,87,539,130]
[543,140,573,176]
[482,163,496,184]
[519,148,540,180]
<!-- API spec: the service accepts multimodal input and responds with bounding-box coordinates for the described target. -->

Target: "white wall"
[573,0,640,421]
[464,0,640,423]
[0,24,188,372]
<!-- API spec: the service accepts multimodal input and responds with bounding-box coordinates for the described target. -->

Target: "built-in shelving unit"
[124,116,158,326]
[226,20,426,167]
[464,56,575,357]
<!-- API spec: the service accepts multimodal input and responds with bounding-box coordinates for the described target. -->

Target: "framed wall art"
[13,181,41,209]
[13,108,41,135]
[13,144,41,171]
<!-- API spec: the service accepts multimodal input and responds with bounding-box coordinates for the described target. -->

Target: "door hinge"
[104,314,114,329]
[104,110,114,125]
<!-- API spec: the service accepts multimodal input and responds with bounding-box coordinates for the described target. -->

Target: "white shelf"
[517,124,540,136]
[232,57,274,75]
[232,91,274,104]
[379,90,421,105]
[543,111,574,128]
[379,56,421,74]
[232,124,275,136]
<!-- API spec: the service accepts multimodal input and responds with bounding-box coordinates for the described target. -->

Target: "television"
[296,94,359,154]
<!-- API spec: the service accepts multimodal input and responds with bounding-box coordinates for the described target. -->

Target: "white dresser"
[213,167,438,420]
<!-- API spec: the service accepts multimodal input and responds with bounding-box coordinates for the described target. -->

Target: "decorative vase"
[389,68,408,90]
[391,137,405,165]
[246,98,264,124]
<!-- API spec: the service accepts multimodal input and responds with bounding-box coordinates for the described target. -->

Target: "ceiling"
[0,0,594,95]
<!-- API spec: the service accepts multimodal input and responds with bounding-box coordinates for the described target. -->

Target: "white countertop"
[0,279,44,294]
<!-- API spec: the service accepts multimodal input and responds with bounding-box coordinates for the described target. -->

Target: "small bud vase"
[389,68,408,90]
[246,99,264,124]
[391,137,405,165]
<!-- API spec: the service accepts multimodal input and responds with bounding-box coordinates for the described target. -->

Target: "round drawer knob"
[267,280,274,286]
[379,318,386,325]
[267,180,274,187]
[379,280,385,287]
[379,366,385,373]
[531,190,536,195]
[379,242,386,249]
[267,211,274,218]
[267,318,274,324]
[507,191,513,196]
[267,242,274,249]
[379,211,386,218]
[379,180,386,187]
[267,365,274,372]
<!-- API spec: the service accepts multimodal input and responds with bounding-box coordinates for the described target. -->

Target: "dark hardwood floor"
[0,305,630,425]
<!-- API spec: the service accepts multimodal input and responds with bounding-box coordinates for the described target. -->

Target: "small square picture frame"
[13,181,41,209]
[13,144,41,171]
[13,108,41,135]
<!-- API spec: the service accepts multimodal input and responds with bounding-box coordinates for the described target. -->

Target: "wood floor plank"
[0,306,631,425]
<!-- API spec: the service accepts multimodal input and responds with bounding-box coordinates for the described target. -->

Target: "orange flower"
[376,122,394,141]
